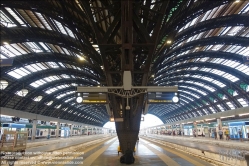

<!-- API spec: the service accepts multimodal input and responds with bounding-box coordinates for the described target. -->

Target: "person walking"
[238,129,243,142]
[225,129,230,140]
[218,129,223,140]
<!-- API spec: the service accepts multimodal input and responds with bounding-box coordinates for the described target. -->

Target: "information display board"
[81,93,108,104]
[147,92,178,104]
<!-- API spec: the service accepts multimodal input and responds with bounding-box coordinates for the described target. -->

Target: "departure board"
[81,93,108,104]
[147,92,178,104]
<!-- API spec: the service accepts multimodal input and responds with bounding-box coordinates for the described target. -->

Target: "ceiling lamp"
[166,40,172,44]
[76,93,83,103]
[34,95,43,102]
[21,89,29,97]
[172,93,179,103]
[0,80,8,90]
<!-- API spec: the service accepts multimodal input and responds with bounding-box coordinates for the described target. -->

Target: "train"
[150,121,249,139]
[0,123,86,139]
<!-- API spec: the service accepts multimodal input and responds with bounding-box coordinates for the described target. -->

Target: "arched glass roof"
[1,0,249,126]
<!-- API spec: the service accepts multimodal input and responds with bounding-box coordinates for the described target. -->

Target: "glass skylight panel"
[180,93,194,101]
[219,26,232,36]
[217,104,225,112]
[35,12,52,30]
[61,74,70,78]
[53,20,67,35]
[238,47,249,56]
[237,98,248,107]
[212,80,225,87]
[204,45,213,51]
[65,97,75,103]
[65,27,75,38]
[226,102,235,110]
[211,44,223,51]
[0,53,7,59]
[239,3,249,14]
[46,101,53,106]
[209,107,216,113]
[25,63,46,72]
[38,42,50,51]
[199,68,210,72]
[236,64,249,75]
[46,62,59,68]
[11,44,27,54]
[44,76,60,82]
[24,42,43,53]
[30,79,46,88]
[1,11,17,27]
[1,45,22,57]
[5,8,25,25]
[211,69,224,76]
[45,87,57,94]
[227,26,244,36]
[222,60,240,68]
[201,76,213,82]
[222,73,239,82]
[7,67,31,79]
[203,109,208,115]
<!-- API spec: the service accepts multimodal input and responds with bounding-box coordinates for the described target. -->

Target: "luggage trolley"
[0,130,28,166]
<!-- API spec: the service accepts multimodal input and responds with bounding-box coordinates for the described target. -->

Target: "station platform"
[1,134,249,166]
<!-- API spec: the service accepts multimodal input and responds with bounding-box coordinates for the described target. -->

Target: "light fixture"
[205,118,216,121]
[0,80,8,90]
[34,95,43,102]
[21,89,29,97]
[239,113,249,116]
[76,93,83,103]
[220,115,235,119]
[79,56,85,61]
[172,93,179,103]
[235,0,240,2]
[166,40,172,44]
[3,42,9,45]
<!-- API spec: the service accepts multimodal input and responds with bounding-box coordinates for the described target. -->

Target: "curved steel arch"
[155,36,249,66]
[1,27,102,65]
[156,0,232,56]
[157,72,243,108]
[157,62,249,82]
[175,14,249,44]
[1,52,104,77]
[161,51,243,66]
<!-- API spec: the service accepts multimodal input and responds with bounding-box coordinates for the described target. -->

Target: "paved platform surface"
[2,134,249,166]
[144,134,249,152]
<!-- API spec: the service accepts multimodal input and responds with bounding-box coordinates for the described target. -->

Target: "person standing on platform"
[238,129,243,142]
[218,129,223,140]
[225,129,230,140]
[214,130,217,140]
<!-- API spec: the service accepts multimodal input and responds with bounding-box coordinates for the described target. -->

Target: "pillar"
[70,124,73,137]
[56,121,60,138]
[194,121,198,137]
[217,118,222,140]
[180,123,184,136]
[87,127,89,135]
[31,120,37,141]
[80,126,83,135]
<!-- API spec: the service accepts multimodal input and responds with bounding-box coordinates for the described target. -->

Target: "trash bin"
[47,135,50,139]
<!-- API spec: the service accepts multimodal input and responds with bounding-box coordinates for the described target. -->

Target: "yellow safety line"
[143,139,206,166]
[140,141,180,166]
[54,138,117,166]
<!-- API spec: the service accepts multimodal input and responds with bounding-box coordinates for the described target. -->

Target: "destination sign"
[81,93,108,104]
[0,58,13,66]
[147,92,178,104]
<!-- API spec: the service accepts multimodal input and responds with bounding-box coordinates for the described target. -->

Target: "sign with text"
[243,56,249,64]
[81,93,108,104]
[0,58,13,66]
[147,92,177,104]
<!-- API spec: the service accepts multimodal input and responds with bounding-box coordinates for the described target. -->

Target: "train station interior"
[1,0,249,165]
